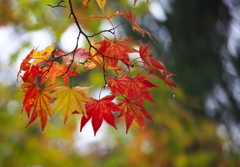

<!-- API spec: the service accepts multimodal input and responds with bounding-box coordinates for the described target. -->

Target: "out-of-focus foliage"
[0,0,70,37]
[122,0,240,150]
[92,86,240,167]
[138,0,240,124]
[1,0,240,166]
[0,84,92,167]
[17,5,176,134]
[1,82,240,166]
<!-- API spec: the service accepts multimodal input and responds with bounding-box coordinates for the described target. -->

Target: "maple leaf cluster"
[17,1,177,135]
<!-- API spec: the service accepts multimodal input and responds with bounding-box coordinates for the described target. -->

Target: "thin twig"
[47,0,66,8]
[67,0,130,80]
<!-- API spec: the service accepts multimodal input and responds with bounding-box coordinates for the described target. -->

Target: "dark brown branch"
[62,0,133,83]
[87,29,115,38]
[47,0,66,8]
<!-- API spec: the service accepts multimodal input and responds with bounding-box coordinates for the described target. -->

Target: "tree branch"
[47,0,66,8]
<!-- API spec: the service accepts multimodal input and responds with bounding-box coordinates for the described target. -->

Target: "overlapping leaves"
[18,1,176,135]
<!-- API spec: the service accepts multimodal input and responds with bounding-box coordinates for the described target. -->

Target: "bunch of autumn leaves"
[18,10,176,135]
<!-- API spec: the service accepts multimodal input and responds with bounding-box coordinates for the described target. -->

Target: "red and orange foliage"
[17,0,177,135]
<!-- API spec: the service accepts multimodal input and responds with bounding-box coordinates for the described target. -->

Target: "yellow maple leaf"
[31,45,54,68]
[96,0,106,13]
[52,86,93,123]
[82,0,106,12]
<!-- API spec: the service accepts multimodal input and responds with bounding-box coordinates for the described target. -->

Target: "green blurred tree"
[123,0,240,153]
[137,0,240,124]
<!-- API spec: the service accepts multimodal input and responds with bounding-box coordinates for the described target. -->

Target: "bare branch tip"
[46,0,66,8]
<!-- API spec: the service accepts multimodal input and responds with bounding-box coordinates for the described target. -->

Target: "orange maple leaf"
[87,11,122,20]
[20,83,39,117]
[89,53,123,71]
[19,64,42,85]
[121,9,153,42]
[41,61,79,86]
[117,98,153,133]
[18,46,54,78]
[17,48,37,80]
[139,42,177,89]
[30,46,54,69]
[82,0,91,11]
[24,87,54,132]
[87,40,121,71]
[80,95,121,135]
[19,64,44,119]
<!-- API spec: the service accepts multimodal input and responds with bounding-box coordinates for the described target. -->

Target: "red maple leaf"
[117,97,153,133]
[20,83,39,117]
[121,9,153,42]
[20,64,42,84]
[17,48,37,80]
[126,73,158,104]
[95,36,137,67]
[80,95,120,136]
[107,73,158,103]
[107,74,131,96]
[139,42,177,89]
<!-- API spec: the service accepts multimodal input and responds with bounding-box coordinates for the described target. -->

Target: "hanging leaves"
[17,0,176,135]
[80,95,120,135]
[121,9,154,42]
[95,36,137,67]
[139,42,177,89]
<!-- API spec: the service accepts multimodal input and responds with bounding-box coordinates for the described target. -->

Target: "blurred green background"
[0,0,240,166]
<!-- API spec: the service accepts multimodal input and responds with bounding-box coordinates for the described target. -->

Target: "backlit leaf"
[30,46,54,68]
[107,73,158,103]
[83,0,91,11]
[139,42,177,89]
[117,98,153,133]
[80,95,120,135]
[96,0,106,13]
[95,36,137,67]
[87,11,122,19]
[41,61,79,86]
[17,48,37,80]
[121,9,153,42]
[52,86,92,123]
[24,87,54,132]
